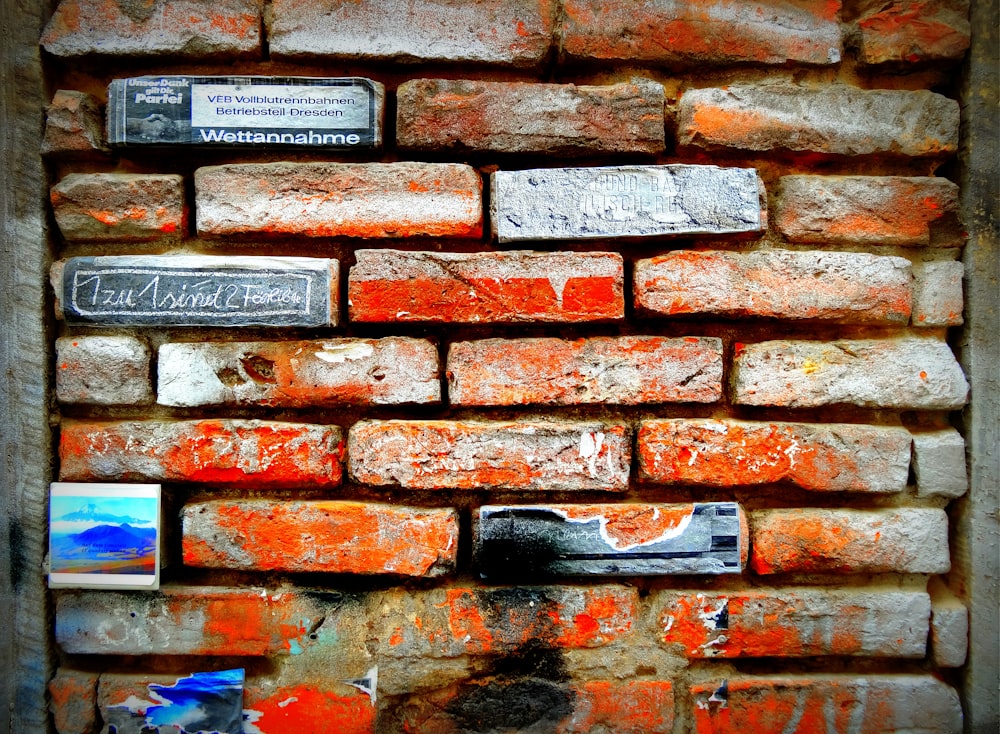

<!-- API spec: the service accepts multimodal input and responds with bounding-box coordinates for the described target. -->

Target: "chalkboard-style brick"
[373,585,637,657]
[158,338,439,407]
[50,174,185,241]
[268,0,556,67]
[48,669,98,734]
[491,165,764,243]
[750,508,950,574]
[55,335,153,406]
[912,428,968,498]
[677,85,960,157]
[59,419,343,489]
[476,503,746,578]
[560,0,841,67]
[183,500,458,577]
[41,0,262,58]
[349,420,630,491]
[397,78,665,155]
[637,419,912,493]
[634,250,912,323]
[855,0,971,66]
[657,588,929,658]
[690,676,962,733]
[731,338,969,409]
[349,249,624,323]
[42,90,108,157]
[912,261,964,326]
[449,336,722,406]
[776,176,963,247]
[196,162,482,238]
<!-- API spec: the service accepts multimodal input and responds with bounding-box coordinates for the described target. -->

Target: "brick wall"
[42,1,973,732]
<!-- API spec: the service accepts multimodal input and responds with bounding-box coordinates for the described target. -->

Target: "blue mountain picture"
[49,493,159,576]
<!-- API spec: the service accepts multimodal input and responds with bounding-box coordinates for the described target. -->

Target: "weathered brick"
[49,669,98,734]
[928,577,969,668]
[396,679,674,734]
[158,338,440,407]
[348,249,624,324]
[776,175,963,247]
[269,0,556,66]
[658,588,929,658]
[561,0,841,67]
[195,162,482,238]
[690,676,962,733]
[244,680,376,734]
[56,586,325,655]
[731,338,969,409]
[634,250,912,323]
[59,419,343,489]
[750,508,950,574]
[349,420,630,491]
[855,0,970,65]
[55,335,153,406]
[183,500,458,577]
[638,419,911,493]
[449,336,722,406]
[397,78,665,155]
[41,90,108,157]
[476,503,746,577]
[41,0,262,58]
[913,260,964,326]
[51,173,185,241]
[677,85,960,157]
[912,428,968,498]
[373,585,637,657]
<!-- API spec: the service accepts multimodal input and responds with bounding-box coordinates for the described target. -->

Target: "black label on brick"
[107,76,383,149]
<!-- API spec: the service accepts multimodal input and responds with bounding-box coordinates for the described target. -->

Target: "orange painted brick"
[349,420,630,491]
[397,78,665,155]
[448,336,722,406]
[690,676,961,733]
[50,173,185,241]
[59,419,343,489]
[776,175,963,247]
[561,0,841,67]
[349,249,624,323]
[244,681,376,734]
[56,586,325,655]
[856,0,970,65]
[750,508,950,574]
[183,500,458,577]
[635,250,912,323]
[41,0,262,58]
[195,162,482,238]
[157,337,440,407]
[373,585,637,657]
[637,419,911,492]
[657,588,929,658]
[48,669,98,734]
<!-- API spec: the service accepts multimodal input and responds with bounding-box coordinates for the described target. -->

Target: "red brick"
[41,90,108,157]
[776,175,963,247]
[55,335,153,406]
[373,585,637,657]
[657,588,929,658]
[677,85,959,157]
[56,586,326,655]
[349,420,631,491]
[183,500,458,577]
[690,676,961,733]
[634,250,912,323]
[449,337,721,406]
[244,681,376,734]
[269,0,556,66]
[195,162,483,238]
[49,669,98,734]
[41,0,262,58]
[59,419,342,489]
[157,337,440,407]
[349,249,624,324]
[561,0,841,67]
[637,419,911,493]
[50,173,185,241]
[750,508,950,574]
[856,0,970,65]
[397,78,665,155]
